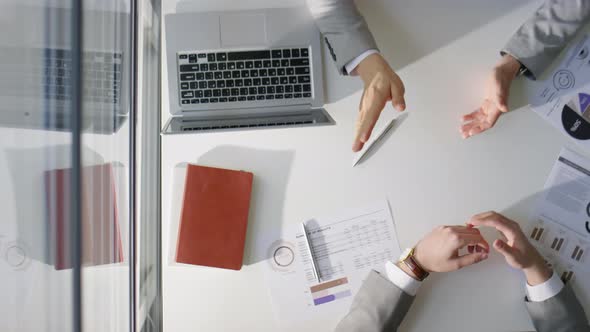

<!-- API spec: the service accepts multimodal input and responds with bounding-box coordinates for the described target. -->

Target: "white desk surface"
[161,1,587,331]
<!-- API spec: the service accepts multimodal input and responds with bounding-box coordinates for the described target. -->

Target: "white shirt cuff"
[384,261,422,296]
[344,49,379,76]
[525,270,564,302]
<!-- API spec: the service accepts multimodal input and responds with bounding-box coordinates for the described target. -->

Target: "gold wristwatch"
[399,247,429,281]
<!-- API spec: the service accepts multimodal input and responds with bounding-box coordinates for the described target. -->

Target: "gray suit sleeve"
[335,270,415,332]
[502,0,590,80]
[525,284,590,332]
[306,0,379,75]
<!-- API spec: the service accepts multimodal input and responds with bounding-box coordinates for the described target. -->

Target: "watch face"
[399,248,412,261]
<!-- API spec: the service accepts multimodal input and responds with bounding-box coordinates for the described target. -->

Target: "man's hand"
[460,54,521,139]
[354,53,406,152]
[468,211,552,286]
[412,225,489,273]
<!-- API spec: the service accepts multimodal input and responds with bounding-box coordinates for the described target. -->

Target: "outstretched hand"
[460,54,521,139]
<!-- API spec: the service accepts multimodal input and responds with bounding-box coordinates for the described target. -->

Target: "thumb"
[454,252,488,269]
[495,90,509,113]
[493,239,517,259]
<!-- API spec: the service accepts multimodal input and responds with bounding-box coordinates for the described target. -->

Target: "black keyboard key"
[266,95,275,100]
[190,82,198,89]
[224,71,232,79]
[205,72,213,80]
[228,50,271,61]
[294,84,302,92]
[207,53,216,62]
[210,98,218,103]
[295,67,310,75]
[289,76,297,84]
[280,77,288,84]
[281,59,290,67]
[267,86,275,93]
[229,97,237,102]
[217,80,226,88]
[286,68,294,75]
[188,54,197,63]
[195,90,203,98]
[301,48,309,57]
[282,49,291,58]
[237,62,245,69]
[180,64,200,72]
[258,87,266,94]
[291,58,310,66]
[200,98,209,103]
[204,90,212,97]
[218,63,227,70]
[179,54,188,59]
[213,89,221,97]
[272,60,281,67]
[271,77,279,85]
[260,69,268,76]
[247,96,256,101]
[253,78,261,86]
[241,70,250,78]
[235,79,243,87]
[209,63,218,71]
[231,88,239,96]
[200,64,208,71]
[277,86,284,93]
[275,94,284,99]
[269,68,277,76]
[254,61,262,68]
[303,84,311,92]
[292,49,300,57]
[232,71,241,78]
[285,94,293,99]
[182,100,190,104]
[180,82,189,89]
[244,79,252,86]
[198,53,207,58]
[240,88,248,95]
[180,73,195,81]
[226,80,234,87]
[219,97,228,102]
[199,81,207,89]
[196,73,205,80]
[191,99,199,104]
[214,72,223,79]
[222,88,230,96]
[181,91,194,98]
[249,87,257,95]
[262,78,270,85]
[298,76,310,83]
[238,96,247,101]
[228,62,236,70]
[271,50,282,58]
[257,95,265,100]
[216,53,227,61]
[208,81,216,88]
[263,60,272,68]
[285,85,293,93]
[278,68,285,76]
[250,70,259,77]
[294,93,302,98]
[246,61,254,69]
[303,92,311,97]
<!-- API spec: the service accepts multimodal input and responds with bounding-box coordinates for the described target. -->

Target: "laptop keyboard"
[177,48,312,105]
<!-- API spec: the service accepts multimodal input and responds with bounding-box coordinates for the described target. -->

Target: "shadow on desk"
[167,145,295,267]
[323,0,535,105]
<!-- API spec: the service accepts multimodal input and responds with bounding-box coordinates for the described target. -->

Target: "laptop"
[0,2,130,134]
[163,6,334,134]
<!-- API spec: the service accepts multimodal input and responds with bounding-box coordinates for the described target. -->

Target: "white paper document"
[263,200,400,325]
[528,148,590,306]
[528,35,590,151]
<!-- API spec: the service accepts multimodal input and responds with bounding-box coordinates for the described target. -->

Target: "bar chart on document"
[264,200,400,325]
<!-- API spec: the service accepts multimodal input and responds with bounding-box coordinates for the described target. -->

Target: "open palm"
[460,99,503,138]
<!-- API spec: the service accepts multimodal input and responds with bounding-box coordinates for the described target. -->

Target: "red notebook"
[176,164,253,270]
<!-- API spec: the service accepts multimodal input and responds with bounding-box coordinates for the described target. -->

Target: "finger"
[357,88,387,143]
[390,81,406,111]
[494,90,510,113]
[448,226,481,235]
[454,252,489,269]
[455,234,490,252]
[468,125,486,137]
[493,239,518,260]
[469,213,516,240]
[461,110,480,123]
[460,122,478,139]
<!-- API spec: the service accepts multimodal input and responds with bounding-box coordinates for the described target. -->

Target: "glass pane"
[80,0,131,331]
[0,1,76,331]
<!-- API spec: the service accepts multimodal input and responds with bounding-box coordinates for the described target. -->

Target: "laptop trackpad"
[220,14,267,47]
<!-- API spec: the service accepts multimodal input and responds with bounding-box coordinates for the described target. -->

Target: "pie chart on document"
[562,93,590,140]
